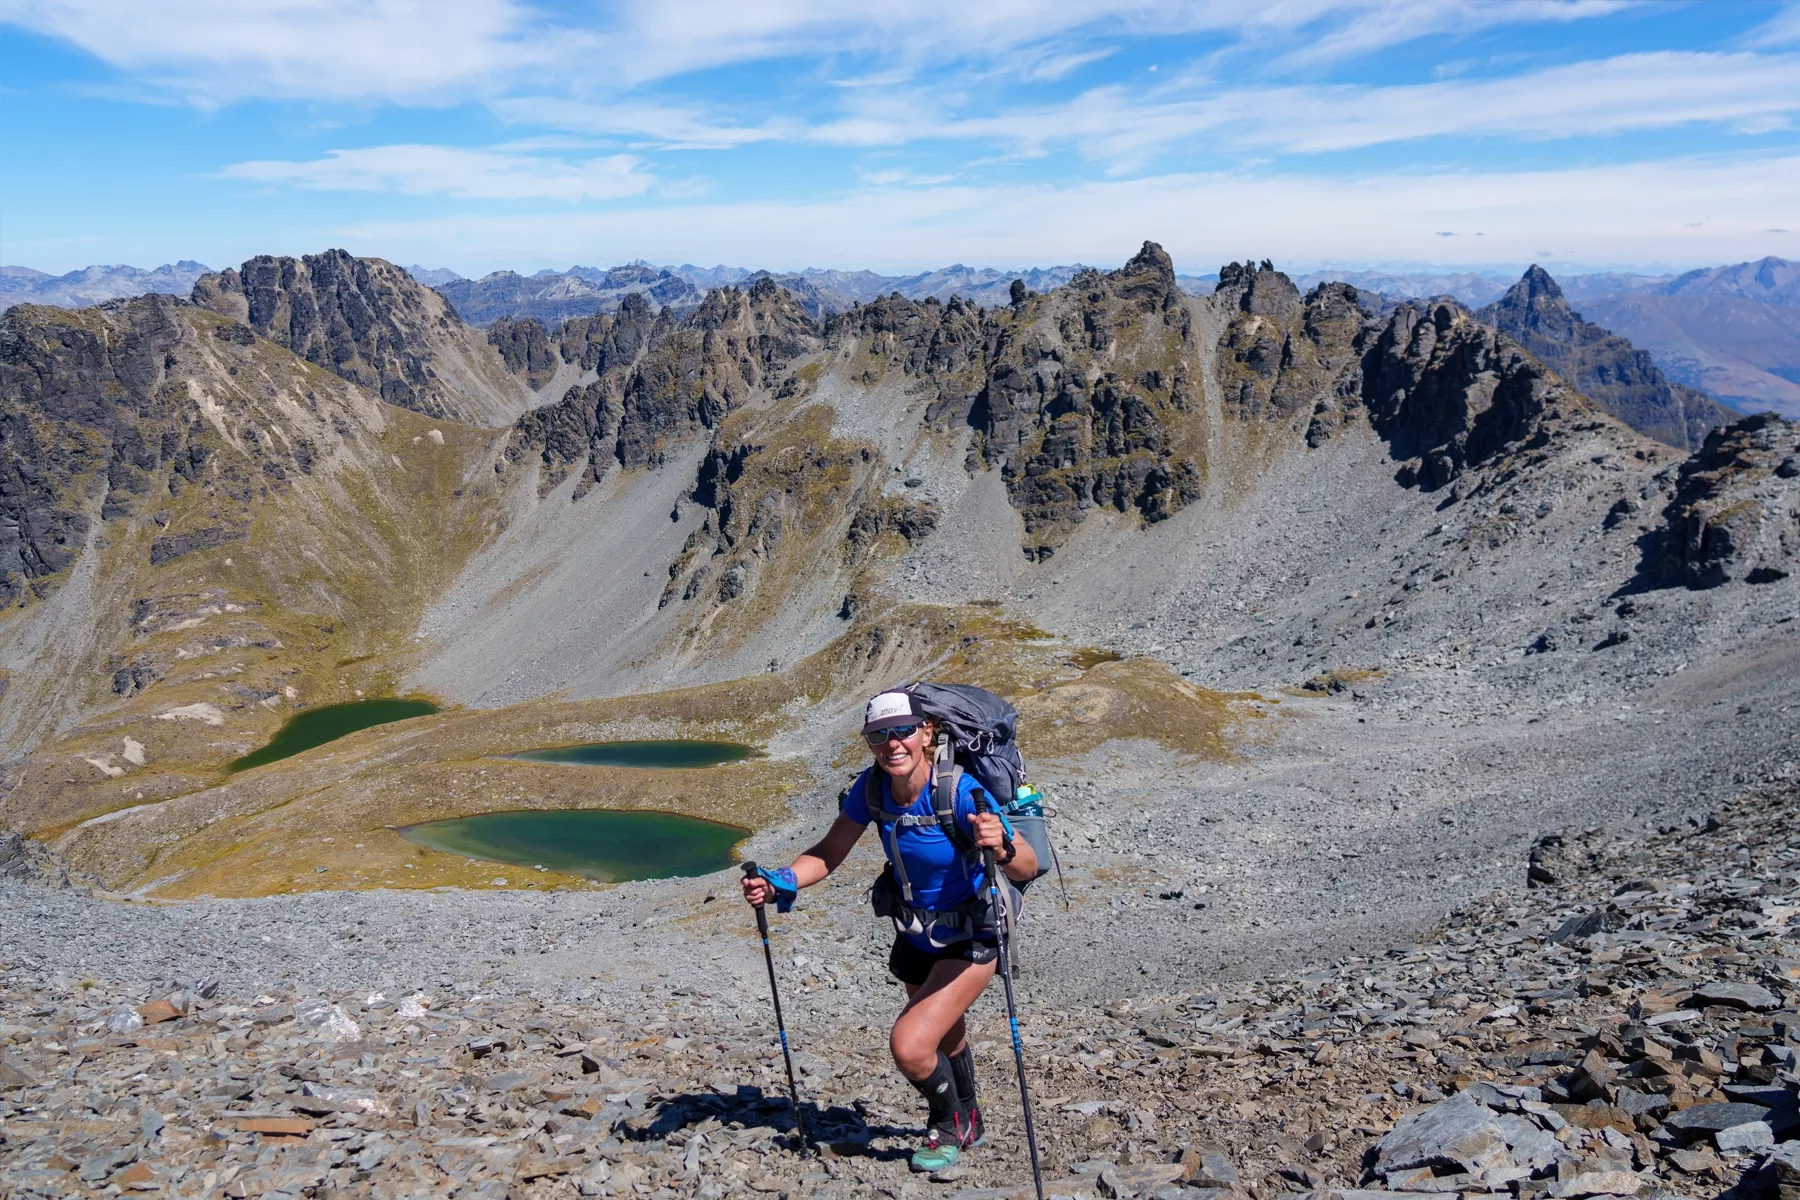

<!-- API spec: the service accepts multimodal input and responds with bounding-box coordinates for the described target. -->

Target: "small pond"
[511,740,753,768]
[400,809,747,882]
[229,698,439,774]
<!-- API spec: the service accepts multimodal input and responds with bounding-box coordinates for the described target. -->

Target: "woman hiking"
[742,689,1039,1172]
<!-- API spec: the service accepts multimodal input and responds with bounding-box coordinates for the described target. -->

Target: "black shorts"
[888,936,999,988]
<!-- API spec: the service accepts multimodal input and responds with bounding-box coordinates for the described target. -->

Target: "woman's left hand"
[967,811,1009,853]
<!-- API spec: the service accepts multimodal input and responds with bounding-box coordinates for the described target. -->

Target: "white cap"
[862,690,919,734]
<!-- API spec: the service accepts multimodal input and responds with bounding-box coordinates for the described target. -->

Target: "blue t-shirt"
[842,767,989,942]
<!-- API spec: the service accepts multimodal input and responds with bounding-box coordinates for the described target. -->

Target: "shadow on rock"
[626,1085,912,1160]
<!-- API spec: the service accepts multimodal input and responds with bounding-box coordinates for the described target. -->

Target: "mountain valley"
[2,240,1797,1200]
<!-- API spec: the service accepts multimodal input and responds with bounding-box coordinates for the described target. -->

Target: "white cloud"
[0,0,545,104]
[1022,47,1119,82]
[220,145,655,202]
[330,153,1800,274]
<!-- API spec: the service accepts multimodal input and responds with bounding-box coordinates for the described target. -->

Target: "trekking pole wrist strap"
[757,865,799,913]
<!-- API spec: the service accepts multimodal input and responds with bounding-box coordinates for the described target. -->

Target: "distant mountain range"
[432,263,701,326]
[0,261,212,310]
[413,260,1219,324]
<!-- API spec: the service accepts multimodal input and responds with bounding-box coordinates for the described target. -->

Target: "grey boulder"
[1374,1092,1514,1177]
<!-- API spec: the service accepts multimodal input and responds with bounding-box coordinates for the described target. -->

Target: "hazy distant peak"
[0,260,214,312]
[1660,255,1798,306]
[404,265,465,286]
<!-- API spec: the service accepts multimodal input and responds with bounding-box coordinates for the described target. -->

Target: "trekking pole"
[974,795,1045,1200]
[741,861,811,1155]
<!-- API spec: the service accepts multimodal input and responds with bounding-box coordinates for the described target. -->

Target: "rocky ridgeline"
[501,244,1785,575]
[4,780,1794,1199]
[500,278,821,498]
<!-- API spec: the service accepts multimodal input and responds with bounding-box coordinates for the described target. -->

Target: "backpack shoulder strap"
[930,745,976,853]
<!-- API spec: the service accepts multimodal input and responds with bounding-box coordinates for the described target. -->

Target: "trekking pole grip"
[742,862,771,931]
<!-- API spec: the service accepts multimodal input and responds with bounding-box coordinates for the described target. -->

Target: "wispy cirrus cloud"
[498,50,1800,165]
[220,145,655,202]
[0,0,1625,105]
[930,51,1800,164]
[489,98,792,151]
[1745,4,1800,48]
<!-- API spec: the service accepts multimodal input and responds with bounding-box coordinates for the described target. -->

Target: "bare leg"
[891,957,996,1080]
[902,983,973,1059]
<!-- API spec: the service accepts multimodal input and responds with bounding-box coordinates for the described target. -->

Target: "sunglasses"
[864,723,922,747]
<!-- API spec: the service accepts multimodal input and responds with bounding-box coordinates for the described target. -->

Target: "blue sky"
[3,0,1799,277]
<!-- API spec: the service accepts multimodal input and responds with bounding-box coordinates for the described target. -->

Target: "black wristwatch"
[997,838,1017,866]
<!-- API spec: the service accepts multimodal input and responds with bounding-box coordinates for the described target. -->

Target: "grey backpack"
[891,682,1057,891]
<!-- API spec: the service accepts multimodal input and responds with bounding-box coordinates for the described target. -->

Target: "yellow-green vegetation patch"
[41,595,1269,899]
[136,751,806,900]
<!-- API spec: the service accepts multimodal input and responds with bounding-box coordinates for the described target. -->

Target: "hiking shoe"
[956,1104,986,1148]
[908,1127,960,1173]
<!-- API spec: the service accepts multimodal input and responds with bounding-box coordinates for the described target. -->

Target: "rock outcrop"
[1362,298,1588,491]
[501,380,618,499]
[0,296,198,602]
[1651,412,1800,588]
[1212,262,1368,445]
[485,317,558,390]
[504,280,822,481]
[964,243,1201,552]
[192,250,530,426]
[1478,266,1735,450]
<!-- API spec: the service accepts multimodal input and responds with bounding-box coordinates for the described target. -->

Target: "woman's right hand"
[742,873,773,907]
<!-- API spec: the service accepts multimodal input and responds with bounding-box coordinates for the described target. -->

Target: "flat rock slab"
[1663,1101,1772,1134]
[236,1116,313,1136]
[1687,981,1780,1011]
[1713,1121,1774,1152]
[1376,1092,1514,1176]
[1098,1162,1186,1197]
[1548,1170,1649,1198]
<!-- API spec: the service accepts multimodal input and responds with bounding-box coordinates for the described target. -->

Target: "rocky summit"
[2,239,1798,1199]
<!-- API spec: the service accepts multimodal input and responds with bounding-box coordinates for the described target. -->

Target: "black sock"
[949,1044,978,1109]
[907,1052,958,1129]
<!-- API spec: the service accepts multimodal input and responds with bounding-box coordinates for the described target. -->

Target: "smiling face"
[870,719,934,778]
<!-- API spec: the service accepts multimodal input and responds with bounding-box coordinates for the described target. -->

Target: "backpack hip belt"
[866,758,1019,949]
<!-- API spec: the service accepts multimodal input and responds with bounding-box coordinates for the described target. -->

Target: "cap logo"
[866,692,911,722]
